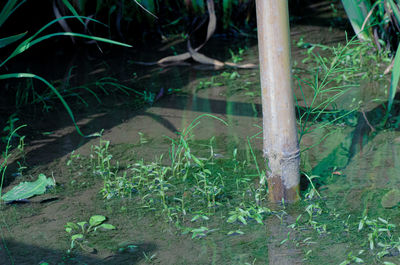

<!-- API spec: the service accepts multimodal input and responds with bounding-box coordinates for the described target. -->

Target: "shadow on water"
[0,0,353,188]
[1,37,262,187]
[0,239,156,265]
[2,3,395,263]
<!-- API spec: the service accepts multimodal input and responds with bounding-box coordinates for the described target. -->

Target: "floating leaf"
[1,174,55,202]
[381,189,400,208]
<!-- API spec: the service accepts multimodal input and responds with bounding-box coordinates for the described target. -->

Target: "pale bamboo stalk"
[255,0,300,202]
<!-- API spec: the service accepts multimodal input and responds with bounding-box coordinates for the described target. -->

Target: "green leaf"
[190,226,208,239]
[388,44,400,114]
[388,0,400,25]
[0,32,27,48]
[77,221,88,232]
[61,0,84,24]
[353,257,363,263]
[65,222,79,231]
[238,216,247,225]
[1,174,55,202]
[0,16,129,68]
[71,234,84,241]
[0,73,85,137]
[65,222,79,233]
[95,223,116,231]
[227,229,244,235]
[191,154,203,167]
[227,215,237,223]
[89,215,106,227]
[29,32,132,49]
[341,0,371,41]
[0,0,23,27]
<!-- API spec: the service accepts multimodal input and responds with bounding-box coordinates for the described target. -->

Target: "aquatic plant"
[93,115,273,235]
[57,0,255,38]
[341,0,400,118]
[0,124,26,199]
[295,35,368,147]
[65,215,115,253]
[0,0,131,137]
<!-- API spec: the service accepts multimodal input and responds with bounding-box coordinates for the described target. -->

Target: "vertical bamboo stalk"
[255,0,300,202]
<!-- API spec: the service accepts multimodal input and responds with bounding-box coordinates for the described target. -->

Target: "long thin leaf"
[341,0,371,41]
[0,0,26,27]
[30,32,132,48]
[61,0,84,24]
[0,73,85,137]
[0,16,130,68]
[388,0,400,25]
[0,32,27,48]
[388,44,400,113]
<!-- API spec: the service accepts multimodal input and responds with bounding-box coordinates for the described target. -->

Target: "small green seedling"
[227,229,244,236]
[65,215,115,253]
[181,226,218,239]
[339,251,364,265]
[229,47,245,63]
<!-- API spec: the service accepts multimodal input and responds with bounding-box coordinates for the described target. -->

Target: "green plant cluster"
[65,215,115,253]
[67,0,255,37]
[285,197,400,264]
[294,34,391,147]
[0,0,134,138]
[341,0,400,115]
[77,115,272,238]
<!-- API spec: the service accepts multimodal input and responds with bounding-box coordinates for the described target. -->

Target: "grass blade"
[0,73,85,137]
[0,0,26,27]
[388,0,400,25]
[30,32,132,48]
[387,44,400,113]
[0,16,130,68]
[341,0,371,41]
[61,0,84,24]
[0,32,27,48]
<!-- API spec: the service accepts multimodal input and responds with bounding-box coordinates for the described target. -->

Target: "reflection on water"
[5,22,400,265]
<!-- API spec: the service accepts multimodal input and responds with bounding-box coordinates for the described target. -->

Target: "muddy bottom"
[2,7,400,265]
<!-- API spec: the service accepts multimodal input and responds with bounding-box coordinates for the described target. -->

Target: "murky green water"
[2,15,400,265]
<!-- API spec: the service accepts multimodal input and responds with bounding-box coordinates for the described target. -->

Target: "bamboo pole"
[255,0,300,202]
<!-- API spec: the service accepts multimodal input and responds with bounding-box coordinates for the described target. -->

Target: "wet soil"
[2,3,400,265]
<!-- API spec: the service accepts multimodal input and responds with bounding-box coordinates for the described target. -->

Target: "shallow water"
[2,10,400,265]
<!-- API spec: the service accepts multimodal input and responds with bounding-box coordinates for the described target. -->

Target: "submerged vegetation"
[1,0,400,264]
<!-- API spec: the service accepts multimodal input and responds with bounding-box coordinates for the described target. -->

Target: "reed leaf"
[30,32,132,48]
[388,44,400,113]
[136,0,156,14]
[0,16,130,68]
[61,0,84,24]
[0,32,27,48]
[0,0,25,27]
[222,0,232,29]
[341,0,371,41]
[0,73,85,137]
[388,0,400,25]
